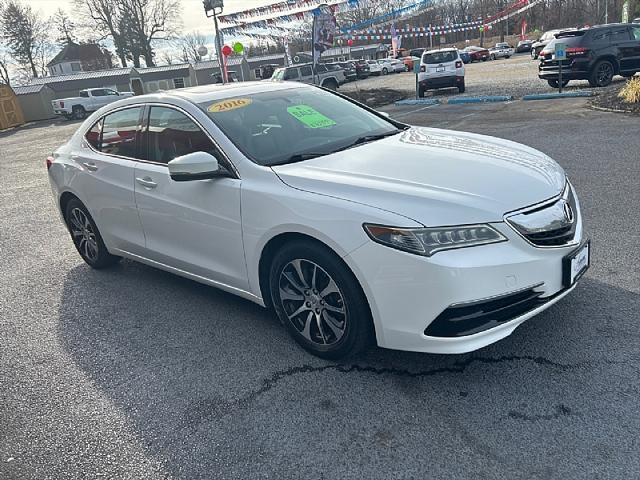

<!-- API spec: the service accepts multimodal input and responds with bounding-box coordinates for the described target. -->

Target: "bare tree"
[0,0,49,79]
[0,54,11,85]
[120,0,182,67]
[52,8,77,46]
[75,0,130,67]
[176,31,208,63]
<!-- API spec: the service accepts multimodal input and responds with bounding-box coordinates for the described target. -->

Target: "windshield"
[199,87,401,166]
[422,51,457,64]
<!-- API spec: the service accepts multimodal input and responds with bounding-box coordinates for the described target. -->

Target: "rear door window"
[608,27,631,43]
[300,65,313,77]
[100,107,142,157]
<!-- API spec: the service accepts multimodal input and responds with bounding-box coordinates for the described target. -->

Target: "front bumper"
[345,214,585,354]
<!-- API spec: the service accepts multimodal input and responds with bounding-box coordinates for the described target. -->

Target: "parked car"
[377,58,405,74]
[351,59,371,79]
[531,29,571,59]
[366,59,383,75]
[47,82,588,358]
[335,62,358,82]
[539,24,640,88]
[52,88,134,120]
[418,48,465,96]
[409,48,426,58]
[516,39,534,53]
[271,63,344,90]
[257,64,280,79]
[462,46,491,62]
[401,56,421,71]
[489,42,515,60]
[459,50,472,63]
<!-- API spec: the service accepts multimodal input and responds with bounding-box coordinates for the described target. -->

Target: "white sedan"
[47,82,589,358]
[377,58,405,74]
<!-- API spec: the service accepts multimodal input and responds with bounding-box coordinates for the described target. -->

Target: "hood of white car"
[272,127,566,226]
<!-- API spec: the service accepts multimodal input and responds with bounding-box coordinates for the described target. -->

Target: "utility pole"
[203,0,226,84]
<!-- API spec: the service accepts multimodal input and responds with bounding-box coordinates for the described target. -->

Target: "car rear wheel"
[490,54,496,60]
[547,79,570,88]
[589,60,615,87]
[72,106,86,120]
[64,199,121,269]
[269,241,373,359]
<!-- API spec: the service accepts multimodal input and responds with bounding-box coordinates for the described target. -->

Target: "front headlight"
[363,223,507,257]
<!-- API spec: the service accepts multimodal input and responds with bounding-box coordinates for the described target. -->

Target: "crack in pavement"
[184,354,602,430]
[508,404,575,422]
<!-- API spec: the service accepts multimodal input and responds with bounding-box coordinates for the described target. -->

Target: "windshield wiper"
[335,129,402,152]
[269,152,328,166]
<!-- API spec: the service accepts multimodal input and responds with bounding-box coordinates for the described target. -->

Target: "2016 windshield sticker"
[208,98,252,113]
[286,105,336,128]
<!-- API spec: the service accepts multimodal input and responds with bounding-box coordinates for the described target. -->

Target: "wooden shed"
[0,84,25,130]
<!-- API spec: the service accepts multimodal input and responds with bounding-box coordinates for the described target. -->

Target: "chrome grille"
[506,183,578,247]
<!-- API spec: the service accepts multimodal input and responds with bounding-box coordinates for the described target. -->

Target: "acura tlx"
[47,82,589,358]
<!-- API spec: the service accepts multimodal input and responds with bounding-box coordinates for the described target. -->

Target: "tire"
[505,56,511,59]
[589,59,615,87]
[547,79,570,88]
[64,114,74,121]
[482,57,488,62]
[382,67,388,75]
[458,80,465,93]
[490,54,496,60]
[322,79,337,91]
[269,240,373,359]
[72,105,86,120]
[418,85,425,98]
[64,198,121,269]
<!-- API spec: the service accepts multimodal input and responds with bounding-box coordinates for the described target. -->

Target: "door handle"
[82,162,98,172]
[136,176,157,189]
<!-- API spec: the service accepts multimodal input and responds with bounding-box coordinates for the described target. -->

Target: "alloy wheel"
[596,62,613,86]
[278,259,347,346]
[68,207,99,262]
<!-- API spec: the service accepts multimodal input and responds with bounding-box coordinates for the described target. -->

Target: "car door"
[629,25,640,70]
[299,65,314,84]
[74,106,146,254]
[609,26,635,73]
[89,89,110,109]
[133,105,248,290]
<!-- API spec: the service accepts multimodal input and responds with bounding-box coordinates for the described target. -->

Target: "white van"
[417,48,465,97]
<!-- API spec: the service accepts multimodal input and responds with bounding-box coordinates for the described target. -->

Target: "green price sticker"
[287,105,337,129]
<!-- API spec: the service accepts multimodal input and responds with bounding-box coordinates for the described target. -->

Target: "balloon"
[233,42,244,54]
[222,45,232,56]
[347,39,353,46]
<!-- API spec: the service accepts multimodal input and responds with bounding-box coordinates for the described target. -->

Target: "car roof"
[424,48,457,54]
[134,81,309,105]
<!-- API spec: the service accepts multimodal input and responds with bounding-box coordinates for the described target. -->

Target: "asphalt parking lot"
[1,98,639,479]
[341,54,634,101]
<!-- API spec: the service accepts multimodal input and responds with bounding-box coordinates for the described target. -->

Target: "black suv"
[538,23,640,88]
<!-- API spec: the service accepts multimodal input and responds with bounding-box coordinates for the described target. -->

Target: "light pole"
[203,0,226,84]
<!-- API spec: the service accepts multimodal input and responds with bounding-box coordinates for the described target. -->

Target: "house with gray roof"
[47,42,113,77]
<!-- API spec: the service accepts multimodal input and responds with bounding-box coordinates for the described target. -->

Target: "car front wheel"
[269,241,372,359]
[547,79,570,88]
[382,67,388,75]
[65,198,121,269]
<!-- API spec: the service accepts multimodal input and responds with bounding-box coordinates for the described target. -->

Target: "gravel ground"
[1,100,639,479]
[340,54,633,102]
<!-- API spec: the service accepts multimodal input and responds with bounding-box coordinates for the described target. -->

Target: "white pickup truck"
[489,43,515,60]
[52,88,134,120]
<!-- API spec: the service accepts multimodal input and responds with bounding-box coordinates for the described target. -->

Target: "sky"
[28,0,269,33]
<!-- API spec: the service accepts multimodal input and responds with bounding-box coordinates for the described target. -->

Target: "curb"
[447,95,513,104]
[589,104,637,114]
[394,99,440,106]
[522,91,595,101]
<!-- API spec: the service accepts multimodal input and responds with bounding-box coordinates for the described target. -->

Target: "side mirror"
[168,151,221,182]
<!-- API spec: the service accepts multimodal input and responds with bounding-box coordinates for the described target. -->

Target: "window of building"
[173,78,185,88]
[100,107,142,158]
